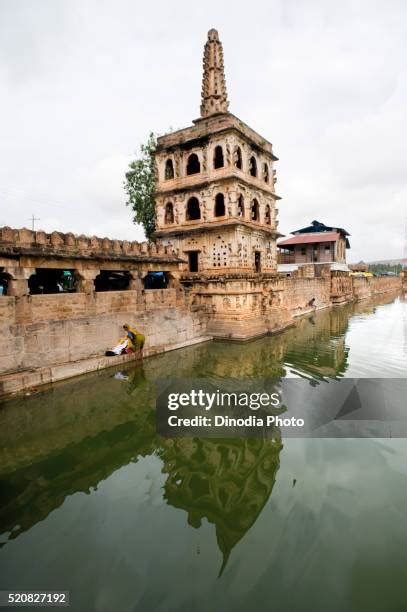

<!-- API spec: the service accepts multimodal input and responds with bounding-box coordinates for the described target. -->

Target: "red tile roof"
[278,231,340,246]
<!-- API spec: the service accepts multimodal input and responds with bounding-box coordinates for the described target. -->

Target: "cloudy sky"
[1,0,406,262]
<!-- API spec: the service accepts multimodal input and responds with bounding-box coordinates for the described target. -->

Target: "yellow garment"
[125,327,145,351]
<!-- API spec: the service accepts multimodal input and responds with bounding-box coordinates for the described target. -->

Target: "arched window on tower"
[263,163,269,183]
[164,159,174,180]
[214,193,225,217]
[164,202,174,224]
[213,145,224,169]
[186,153,200,175]
[186,197,201,221]
[234,146,242,169]
[251,199,259,221]
[237,194,244,217]
[249,156,257,177]
[265,204,271,225]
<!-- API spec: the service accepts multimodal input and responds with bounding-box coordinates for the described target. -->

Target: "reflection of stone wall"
[282,309,349,378]
[0,367,154,476]
[0,365,157,538]
[144,303,351,380]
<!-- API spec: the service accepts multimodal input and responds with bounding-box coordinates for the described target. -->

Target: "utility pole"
[28,214,40,231]
[404,217,407,269]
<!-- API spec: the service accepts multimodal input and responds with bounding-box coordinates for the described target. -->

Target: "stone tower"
[154,29,283,339]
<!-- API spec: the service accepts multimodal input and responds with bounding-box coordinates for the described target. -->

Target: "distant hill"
[350,258,406,266]
[367,258,407,266]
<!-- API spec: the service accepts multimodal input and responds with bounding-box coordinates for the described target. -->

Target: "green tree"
[124,132,157,241]
[369,262,402,275]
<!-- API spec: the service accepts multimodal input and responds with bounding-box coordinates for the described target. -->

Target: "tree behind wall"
[369,263,402,275]
[124,132,156,241]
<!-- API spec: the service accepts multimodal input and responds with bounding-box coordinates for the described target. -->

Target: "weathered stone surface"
[0,226,183,265]
[0,288,208,375]
[352,276,402,301]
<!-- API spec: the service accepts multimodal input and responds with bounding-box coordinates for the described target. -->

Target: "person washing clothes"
[122,323,145,353]
[105,323,145,357]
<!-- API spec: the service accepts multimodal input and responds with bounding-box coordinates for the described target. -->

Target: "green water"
[0,294,406,612]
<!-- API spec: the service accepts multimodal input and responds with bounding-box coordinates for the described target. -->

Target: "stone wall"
[0,226,180,259]
[352,276,401,301]
[0,225,185,299]
[0,288,207,376]
[279,276,331,314]
[331,275,353,304]
[184,274,332,340]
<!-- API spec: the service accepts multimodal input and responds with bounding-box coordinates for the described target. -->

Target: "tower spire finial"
[200,29,229,118]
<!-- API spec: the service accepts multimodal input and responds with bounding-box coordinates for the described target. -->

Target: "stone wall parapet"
[0,226,181,262]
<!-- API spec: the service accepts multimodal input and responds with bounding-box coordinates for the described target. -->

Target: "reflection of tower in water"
[160,435,282,575]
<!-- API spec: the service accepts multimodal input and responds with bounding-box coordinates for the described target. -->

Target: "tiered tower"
[154,29,284,338]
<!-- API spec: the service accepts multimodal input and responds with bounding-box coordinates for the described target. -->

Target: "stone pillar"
[228,190,238,217]
[166,272,181,289]
[75,269,99,293]
[3,266,33,297]
[7,279,27,297]
[129,271,143,290]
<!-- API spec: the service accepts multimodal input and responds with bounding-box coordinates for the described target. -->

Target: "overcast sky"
[1,0,406,262]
